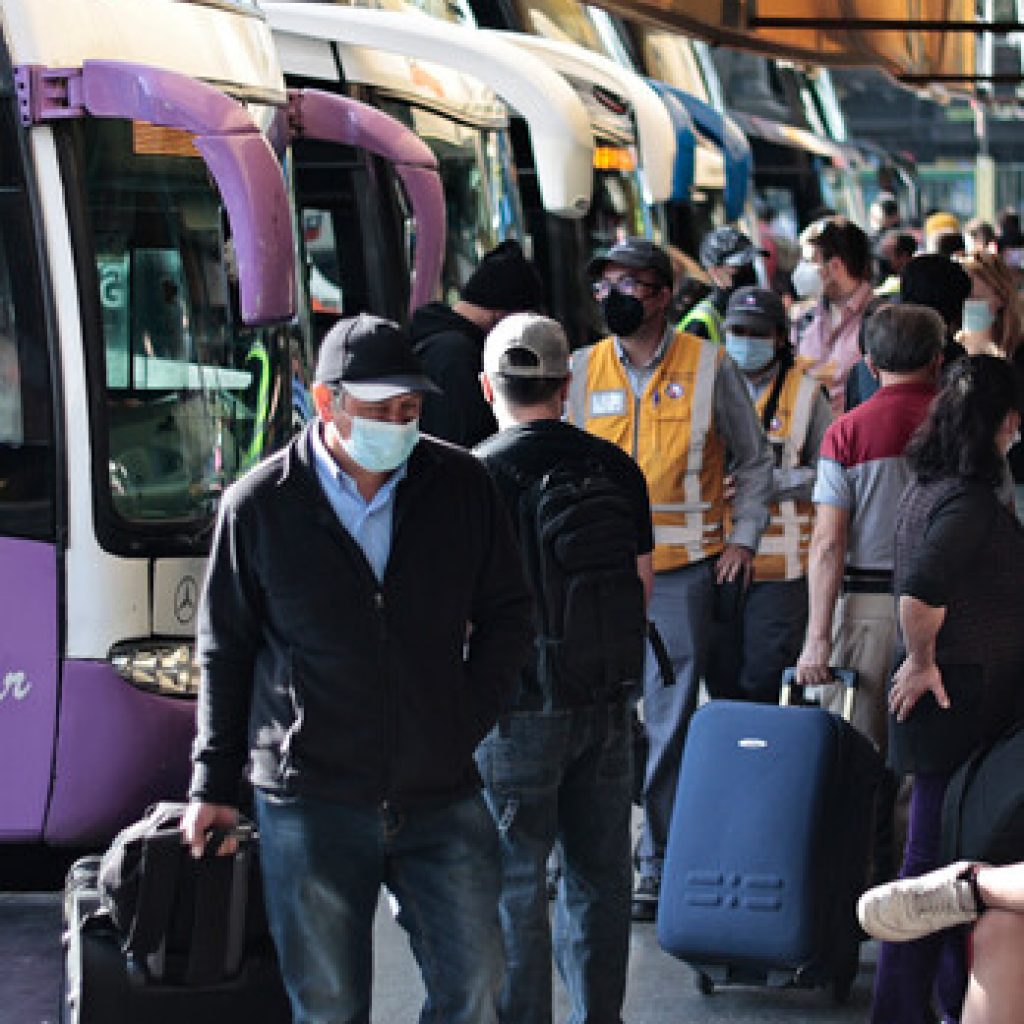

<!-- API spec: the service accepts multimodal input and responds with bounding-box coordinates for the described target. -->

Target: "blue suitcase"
[656,671,882,1003]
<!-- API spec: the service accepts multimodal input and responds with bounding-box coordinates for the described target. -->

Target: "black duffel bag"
[98,801,270,986]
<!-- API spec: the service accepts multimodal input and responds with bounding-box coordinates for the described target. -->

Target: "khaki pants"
[820,591,897,757]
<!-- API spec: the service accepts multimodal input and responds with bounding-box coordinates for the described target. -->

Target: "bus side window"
[0,186,55,540]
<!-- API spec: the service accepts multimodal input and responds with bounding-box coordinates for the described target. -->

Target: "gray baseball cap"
[483,313,570,379]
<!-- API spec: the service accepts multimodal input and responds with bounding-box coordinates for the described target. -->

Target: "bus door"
[284,87,445,342]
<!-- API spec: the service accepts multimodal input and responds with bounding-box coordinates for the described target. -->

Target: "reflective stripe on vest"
[753,369,818,580]
[678,298,723,346]
[568,331,725,572]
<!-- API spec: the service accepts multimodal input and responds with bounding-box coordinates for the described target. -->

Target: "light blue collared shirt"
[613,324,676,398]
[310,425,407,582]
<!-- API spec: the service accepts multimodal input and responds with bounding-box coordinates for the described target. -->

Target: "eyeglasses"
[592,276,662,301]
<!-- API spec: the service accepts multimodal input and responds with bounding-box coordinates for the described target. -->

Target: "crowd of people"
[181,199,1024,1024]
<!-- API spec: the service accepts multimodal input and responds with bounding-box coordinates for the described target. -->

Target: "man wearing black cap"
[410,238,544,447]
[182,313,534,1024]
[705,287,832,703]
[568,237,772,921]
[679,226,765,345]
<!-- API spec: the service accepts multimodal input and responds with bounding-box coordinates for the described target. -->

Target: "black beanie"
[461,239,544,312]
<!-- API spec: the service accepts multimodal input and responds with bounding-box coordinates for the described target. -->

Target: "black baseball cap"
[314,313,440,401]
[725,287,787,334]
[586,237,673,287]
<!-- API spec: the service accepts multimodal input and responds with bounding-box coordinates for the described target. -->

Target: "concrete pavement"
[1,886,878,1024]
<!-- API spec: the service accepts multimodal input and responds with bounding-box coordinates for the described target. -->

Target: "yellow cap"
[925,211,961,237]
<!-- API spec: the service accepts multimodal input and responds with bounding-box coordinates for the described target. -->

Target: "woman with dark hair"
[958,252,1023,359]
[868,355,1024,1024]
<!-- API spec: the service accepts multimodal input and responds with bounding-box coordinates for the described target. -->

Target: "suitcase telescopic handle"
[780,667,858,721]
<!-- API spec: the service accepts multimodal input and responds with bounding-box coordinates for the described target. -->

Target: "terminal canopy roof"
[589,0,983,88]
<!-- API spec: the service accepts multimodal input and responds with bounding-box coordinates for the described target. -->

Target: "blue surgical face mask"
[342,415,419,473]
[962,298,995,334]
[725,332,776,373]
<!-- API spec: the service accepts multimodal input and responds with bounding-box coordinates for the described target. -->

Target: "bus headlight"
[108,641,200,698]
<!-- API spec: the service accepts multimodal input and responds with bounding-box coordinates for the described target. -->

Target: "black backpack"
[498,458,649,709]
[941,719,1024,866]
[98,802,269,986]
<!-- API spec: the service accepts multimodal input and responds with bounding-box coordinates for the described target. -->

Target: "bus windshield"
[66,118,294,533]
[587,166,650,254]
[381,101,523,301]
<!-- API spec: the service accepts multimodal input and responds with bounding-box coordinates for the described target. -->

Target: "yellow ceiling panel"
[591,0,979,84]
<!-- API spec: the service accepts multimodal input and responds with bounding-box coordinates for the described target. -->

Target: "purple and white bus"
[0,0,446,846]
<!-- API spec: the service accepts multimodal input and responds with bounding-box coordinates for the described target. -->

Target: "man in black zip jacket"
[182,314,534,1024]
[411,238,544,448]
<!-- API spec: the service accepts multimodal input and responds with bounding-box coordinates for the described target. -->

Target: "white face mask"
[791,260,823,300]
[341,415,420,473]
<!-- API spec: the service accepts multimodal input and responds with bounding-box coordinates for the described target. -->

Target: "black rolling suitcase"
[61,804,291,1024]
[657,670,883,1003]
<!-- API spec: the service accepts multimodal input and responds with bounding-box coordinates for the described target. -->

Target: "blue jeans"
[255,789,504,1024]
[475,703,633,1024]
[870,773,967,1024]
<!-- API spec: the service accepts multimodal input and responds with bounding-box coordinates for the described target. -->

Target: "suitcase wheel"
[695,972,715,996]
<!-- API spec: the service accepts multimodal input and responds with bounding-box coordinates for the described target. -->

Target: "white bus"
[266,0,594,321]
[0,0,303,844]
[0,0,455,846]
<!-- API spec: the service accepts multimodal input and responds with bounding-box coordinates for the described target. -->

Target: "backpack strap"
[760,348,794,434]
[647,620,675,689]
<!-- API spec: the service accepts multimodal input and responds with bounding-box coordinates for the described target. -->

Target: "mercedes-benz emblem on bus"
[174,576,198,625]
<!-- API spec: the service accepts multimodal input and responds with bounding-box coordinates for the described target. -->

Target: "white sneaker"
[857,862,980,943]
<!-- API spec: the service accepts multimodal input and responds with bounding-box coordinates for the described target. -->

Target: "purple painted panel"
[0,539,57,841]
[44,661,196,845]
[289,89,445,314]
[401,166,446,312]
[80,61,255,135]
[292,89,437,171]
[195,133,297,326]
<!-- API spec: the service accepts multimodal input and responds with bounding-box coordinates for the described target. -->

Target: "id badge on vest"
[589,389,628,417]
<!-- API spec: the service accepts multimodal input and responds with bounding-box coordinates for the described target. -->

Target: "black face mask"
[601,289,645,336]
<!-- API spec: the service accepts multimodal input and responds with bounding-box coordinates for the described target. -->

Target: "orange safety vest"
[739,366,818,581]
[567,330,726,573]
